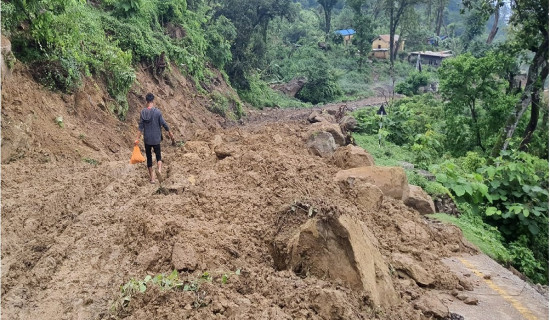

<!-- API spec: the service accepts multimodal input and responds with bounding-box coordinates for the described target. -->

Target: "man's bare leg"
[148,167,155,183]
[155,161,164,183]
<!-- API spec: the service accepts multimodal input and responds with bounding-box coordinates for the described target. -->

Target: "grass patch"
[428,212,513,264]
[353,133,415,167]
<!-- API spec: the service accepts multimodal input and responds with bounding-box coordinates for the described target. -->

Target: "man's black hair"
[146,93,155,102]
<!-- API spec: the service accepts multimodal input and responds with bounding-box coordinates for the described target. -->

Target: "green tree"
[491,0,549,156]
[438,53,513,154]
[347,0,376,70]
[215,0,296,89]
[384,0,423,67]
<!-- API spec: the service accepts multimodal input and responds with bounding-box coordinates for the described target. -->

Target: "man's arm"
[159,112,175,144]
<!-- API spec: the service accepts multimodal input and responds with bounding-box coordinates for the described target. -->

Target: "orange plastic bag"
[129,145,145,164]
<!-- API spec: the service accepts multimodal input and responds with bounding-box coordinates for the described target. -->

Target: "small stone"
[483,274,491,279]
[456,294,468,301]
[464,297,479,305]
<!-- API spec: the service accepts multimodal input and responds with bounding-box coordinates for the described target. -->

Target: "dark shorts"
[144,144,161,167]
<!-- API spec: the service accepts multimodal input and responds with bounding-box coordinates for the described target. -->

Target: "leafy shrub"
[205,16,236,69]
[411,128,445,169]
[432,151,549,283]
[509,236,546,284]
[238,73,308,109]
[407,171,450,196]
[395,71,429,96]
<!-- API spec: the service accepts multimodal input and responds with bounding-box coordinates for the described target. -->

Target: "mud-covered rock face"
[272,214,399,308]
[335,166,410,200]
[405,184,436,214]
[333,144,375,169]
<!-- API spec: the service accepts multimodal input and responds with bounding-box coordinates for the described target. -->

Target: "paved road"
[442,254,548,320]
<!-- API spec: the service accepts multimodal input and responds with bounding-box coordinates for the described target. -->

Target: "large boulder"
[307,110,336,124]
[284,215,399,308]
[306,131,337,158]
[338,115,357,132]
[404,185,436,214]
[271,77,307,97]
[334,166,410,200]
[307,122,346,146]
[333,145,375,169]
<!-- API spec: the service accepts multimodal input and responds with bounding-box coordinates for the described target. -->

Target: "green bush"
[238,73,308,109]
[395,71,429,96]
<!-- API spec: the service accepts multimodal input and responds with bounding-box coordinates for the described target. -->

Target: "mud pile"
[2,64,477,320]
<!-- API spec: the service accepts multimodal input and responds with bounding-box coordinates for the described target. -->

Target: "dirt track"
[1,66,548,319]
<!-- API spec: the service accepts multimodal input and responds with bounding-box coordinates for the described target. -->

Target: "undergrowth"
[112,269,241,315]
[428,212,513,264]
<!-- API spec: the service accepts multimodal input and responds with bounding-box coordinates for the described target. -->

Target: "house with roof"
[334,29,356,45]
[407,50,453,67]
[371,34,405,59]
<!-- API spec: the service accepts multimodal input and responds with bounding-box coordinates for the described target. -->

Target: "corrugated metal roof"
[335,29,356,36]
[409,50,453,58]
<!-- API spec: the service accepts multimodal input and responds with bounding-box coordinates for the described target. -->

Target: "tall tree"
[215,0,296,89]
[347,0,376,70]
[385,0,422,67]
[490,0,549,156]
[439,53,510,153]
[317,0,339,34]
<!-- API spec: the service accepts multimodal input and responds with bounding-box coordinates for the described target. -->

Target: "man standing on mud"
[135,93,175,183]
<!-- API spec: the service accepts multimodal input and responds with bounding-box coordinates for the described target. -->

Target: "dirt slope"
[2,63,488,320]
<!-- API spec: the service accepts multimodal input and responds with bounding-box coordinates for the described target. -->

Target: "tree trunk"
[470,101,485,152]
[486,4,500,44]
[491,37,549,157]
[324,8,331,34]
[519,62,549,151]
[435,0,444,36]
[389,5,395,68]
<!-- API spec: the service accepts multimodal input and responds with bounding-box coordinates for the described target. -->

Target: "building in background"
[334,29,356,46]
[407,51,453,67]
[370,34,405,59]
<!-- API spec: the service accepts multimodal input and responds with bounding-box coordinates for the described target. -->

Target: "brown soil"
[3,61,477,320]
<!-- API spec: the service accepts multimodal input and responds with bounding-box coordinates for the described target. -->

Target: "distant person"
[135,93,175,183]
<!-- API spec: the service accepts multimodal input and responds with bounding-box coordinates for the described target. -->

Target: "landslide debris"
[2,64,477,320]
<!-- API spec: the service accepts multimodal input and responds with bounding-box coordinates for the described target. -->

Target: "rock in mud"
[307,122,346,146]
[136,245,160,269]
[338,180,383,211]
[171,242,198,271]
[333,145,375,169]
[463,296,479,305]
[307,110,336,124]
[334,166,409,200]
[414,293,449,319]
[404,185,436,214]
[306,131,337,158]
[338,115,357,132]
[391,252,434,286]
[283,215,399,308]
